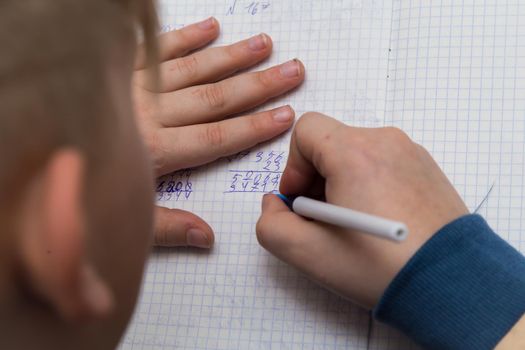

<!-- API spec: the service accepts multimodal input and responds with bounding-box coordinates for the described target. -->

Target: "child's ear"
[19,149,114,322]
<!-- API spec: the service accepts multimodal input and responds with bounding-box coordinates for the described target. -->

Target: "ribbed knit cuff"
[373,215,525,350]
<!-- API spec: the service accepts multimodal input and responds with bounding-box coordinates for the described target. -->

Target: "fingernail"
[273,106,294,123]
[198,17,216,30]
[187,229,211,248]
[248,34,269,51]
[280,59,301,78]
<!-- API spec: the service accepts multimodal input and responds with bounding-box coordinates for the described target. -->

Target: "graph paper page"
[386,0,525,252]
[121,1,525,349]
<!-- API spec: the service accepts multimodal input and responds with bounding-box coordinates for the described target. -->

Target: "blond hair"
[0,0,158,259]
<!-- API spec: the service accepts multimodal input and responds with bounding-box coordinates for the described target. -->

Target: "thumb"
[256,194,320,257]
[154,206,214,248]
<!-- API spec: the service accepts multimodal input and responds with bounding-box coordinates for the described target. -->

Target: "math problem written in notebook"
[121,1,525,349]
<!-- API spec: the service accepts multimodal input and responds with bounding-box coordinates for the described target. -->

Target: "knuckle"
[155,229,170,246]
[172,29,190,48]
[132,89,155,117]
[294,114,339,168]
[174,55,199,78]
[197,84,227,109]
[255,70,274,89]
[379,127,418,158]
[295,112,327,136]
[154,219,171,246]
[293,114,311,139]
[248,114,268,134]
[201,123,225,147]
[381,126,410,143]
[145,132,168,171]
[339,127,363,149]
[335,129,375,172]
[167,32,184,55]
[224,44,240,61]
[300,112,321,122]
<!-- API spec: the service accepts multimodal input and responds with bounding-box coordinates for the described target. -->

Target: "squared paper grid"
[387,0,525,251]
[121,1,525,349]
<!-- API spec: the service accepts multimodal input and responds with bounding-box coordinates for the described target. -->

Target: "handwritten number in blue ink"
[166,181,175,193]
[243,171,254,181]
[274,152,284,171]
[252,173,262,191]
[156,169,195,201]
[228,0,270,16]
[262,174,271,192]
[231,173,241,192]
[174,182,183,200]
[245,2,258,15]
[263,151,274,171]
[245,2,271,16]
[272,173,280,188]
[185,182,193,199]
[242,171,253,191]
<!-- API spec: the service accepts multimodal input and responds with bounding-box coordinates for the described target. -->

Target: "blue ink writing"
[156,169,194,201]
[226,151,284,193]
[227,0,271,16]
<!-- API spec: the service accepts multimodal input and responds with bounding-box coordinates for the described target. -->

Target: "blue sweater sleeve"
[373,214,525,350]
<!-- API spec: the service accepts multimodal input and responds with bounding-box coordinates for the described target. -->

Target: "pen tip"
[276,193,288,201]
[276,193,294,210]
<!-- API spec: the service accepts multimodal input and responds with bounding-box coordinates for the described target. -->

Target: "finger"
[153,206,214,248]
[256,194,333,268]
[257,194,389,308]
[257,194,308,251]
[280,112,345,195]
[156,59,305,127]
[155,106,295,174]
[139,33,273,92]
[135,17,220,69]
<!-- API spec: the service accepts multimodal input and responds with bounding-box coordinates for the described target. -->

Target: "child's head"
[1,1,158,348]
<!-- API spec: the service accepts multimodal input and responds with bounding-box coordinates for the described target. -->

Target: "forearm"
[374,215,525,350]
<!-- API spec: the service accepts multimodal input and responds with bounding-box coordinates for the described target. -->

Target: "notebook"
[121,1,525,349]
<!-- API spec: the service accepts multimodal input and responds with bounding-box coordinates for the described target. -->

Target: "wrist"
[374,214,525,349]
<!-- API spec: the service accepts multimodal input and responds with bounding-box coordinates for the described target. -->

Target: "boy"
[1,1,523,349]
[1,2,158,348]
[0,0,305,348]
